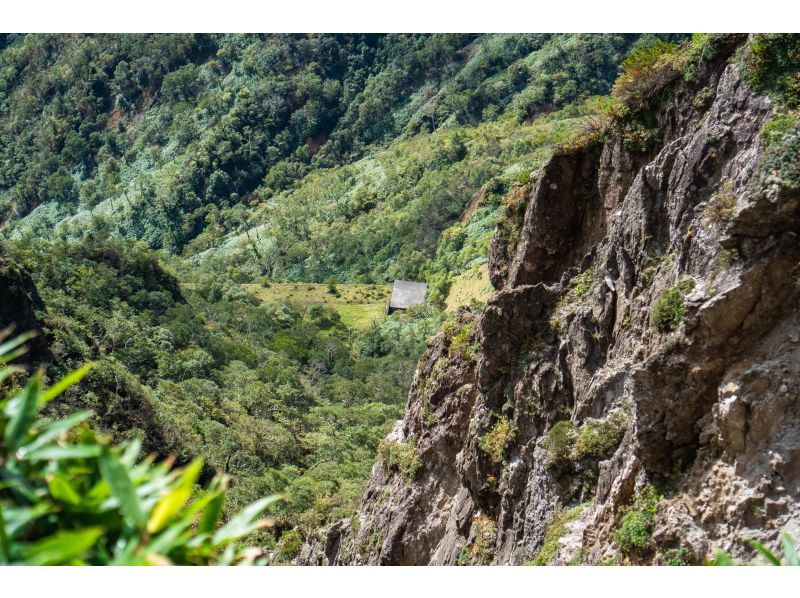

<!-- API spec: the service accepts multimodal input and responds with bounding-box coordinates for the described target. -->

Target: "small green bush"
[760,113,800,147]
[677,275,695,294]
[276,529,303,563]
[651,286,685,332]
[750,124,800,193]
[459,514,497,565]
[620,122,661,152]
[613,485,661,554]
[378,439,422,481]
[325,276,339,296]
[449,321,478,361]
[573,411,628,460]
[702,181,737,226]
[616,512,653,553]
[546,420,576,463]
[742,34,800,108]
[569,266,594,299]
[479,416,515,463]
[662,546,692,566]
[613,41,683,112]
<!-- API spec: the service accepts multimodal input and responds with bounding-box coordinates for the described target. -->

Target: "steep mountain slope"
[300,34,800,565]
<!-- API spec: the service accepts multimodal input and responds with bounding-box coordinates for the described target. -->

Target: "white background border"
[1,0,798,32]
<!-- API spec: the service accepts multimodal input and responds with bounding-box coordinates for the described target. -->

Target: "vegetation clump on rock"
[613,486,661,555]
[478,415,515,463]
[378,439,422,481]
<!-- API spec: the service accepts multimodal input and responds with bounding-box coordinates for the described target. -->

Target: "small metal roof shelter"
[387,280,427,314]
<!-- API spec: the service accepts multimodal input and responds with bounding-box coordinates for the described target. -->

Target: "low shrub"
[459,514,497,565]
[613,485,661,554]
[613,41,683,112]
[478,416,515,463]
[760,113,800,147]
[742,34,800,108]
[378,439,422,481]
[702,181,737,226]
[276,529,303,563]
[449,320,478,361]
[573,410,628,460]
[662,546,692,566]
[546,420,577,463]
[750,124,800,193]
[651,286,684,332]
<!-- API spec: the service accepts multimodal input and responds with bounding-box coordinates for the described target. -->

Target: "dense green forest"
[11,32,797,562]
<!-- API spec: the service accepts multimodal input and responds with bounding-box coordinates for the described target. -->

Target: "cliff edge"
[301,36,800,566]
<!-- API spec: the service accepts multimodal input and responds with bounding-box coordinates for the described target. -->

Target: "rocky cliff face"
[300,39,800,565]
[0,257,50,365]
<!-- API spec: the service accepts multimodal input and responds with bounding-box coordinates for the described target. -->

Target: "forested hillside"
[19,33,800,563]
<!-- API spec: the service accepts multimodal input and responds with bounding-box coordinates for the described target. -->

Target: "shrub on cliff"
[528,503,588,565]
[613,485,661,555]
[377,439,422,481]
[612,40,683,113]
[479,416,515,463]
[651,286,685,332]
[573,410,628,460]
[751,124,800,193]
[742,34,800,108]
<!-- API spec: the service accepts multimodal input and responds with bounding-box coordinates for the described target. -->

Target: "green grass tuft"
[378,439,423,482]
[613,485,661,554]
[479,416,516,463]
[651,286,685,332]
[528,503,589,565]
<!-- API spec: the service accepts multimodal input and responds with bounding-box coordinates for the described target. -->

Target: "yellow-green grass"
[242,282,391,330]
[445,264,493,312]
[332,302,389,330]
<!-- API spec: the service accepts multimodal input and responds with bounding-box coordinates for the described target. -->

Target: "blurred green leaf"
[212,495,281,545]
[39,363,93,405]
[21,410,93,454]
[0,505,10,564]
[0,331,36,362]
[21,444,102,461]
[120,437,142,467]
[48,475,82,505]
[99,447,146,528]
[709,551,735,566]
[147,458,203,534]
[198,492,226,534]
[4,375,40,451]
[749,539,782,566]
[3,504,51,537]
[782,533,799,566]
[146,518,194,557]
[20,527,103,565]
